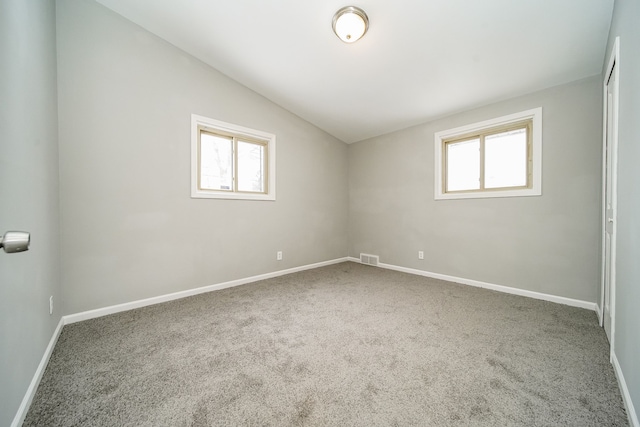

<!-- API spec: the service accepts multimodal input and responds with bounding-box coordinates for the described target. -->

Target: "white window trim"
[191,114,276,201]
[434,107,542,200]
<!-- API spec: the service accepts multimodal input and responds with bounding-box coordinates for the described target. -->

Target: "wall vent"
[360,253,379,266]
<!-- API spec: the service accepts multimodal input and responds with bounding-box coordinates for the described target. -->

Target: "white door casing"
[600,36,620,357]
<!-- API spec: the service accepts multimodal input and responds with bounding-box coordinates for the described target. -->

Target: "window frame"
[191,114,276,200]
[434,108,542,200]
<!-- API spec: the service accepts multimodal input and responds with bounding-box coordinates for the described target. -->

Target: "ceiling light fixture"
[332,6,369,43]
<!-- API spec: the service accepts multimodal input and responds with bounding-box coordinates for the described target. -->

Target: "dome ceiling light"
[332,6,369,43]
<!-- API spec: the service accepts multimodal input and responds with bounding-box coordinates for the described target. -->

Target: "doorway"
[601,37,619,353]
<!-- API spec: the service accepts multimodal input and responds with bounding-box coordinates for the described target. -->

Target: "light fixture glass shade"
[332,6,369,43]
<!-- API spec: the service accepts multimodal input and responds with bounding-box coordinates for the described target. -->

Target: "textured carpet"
[24,262,627,426]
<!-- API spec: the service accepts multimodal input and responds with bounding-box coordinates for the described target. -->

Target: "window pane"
[200,133,233,191]
[446,138,480,192]
[485,128,527,189]
[237,140,265,193]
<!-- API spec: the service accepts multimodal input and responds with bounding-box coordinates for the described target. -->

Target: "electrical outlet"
[277,251,283,261]
[418,251,424,260]
[49,296,53,315]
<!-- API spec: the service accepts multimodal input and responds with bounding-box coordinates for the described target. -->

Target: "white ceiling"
[95,0,614,143]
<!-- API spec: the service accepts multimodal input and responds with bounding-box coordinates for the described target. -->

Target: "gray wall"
[605,0,640,418]
[0,1,62,425]
[56,0,348,315]
[349,77,602,303]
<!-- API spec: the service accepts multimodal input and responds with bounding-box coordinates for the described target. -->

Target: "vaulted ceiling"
[95,0,614,143]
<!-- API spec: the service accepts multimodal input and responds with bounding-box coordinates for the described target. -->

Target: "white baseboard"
[11,317,64,427]
[595,303,603,326]
[64,257,349,325]
[347,257,597,311]
[14,258,631,426]
[612,351,640,427]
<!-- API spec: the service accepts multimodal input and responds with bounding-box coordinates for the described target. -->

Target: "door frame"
[600,36,620,359]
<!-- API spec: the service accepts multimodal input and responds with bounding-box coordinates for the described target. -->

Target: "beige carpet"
[25,262,627,426]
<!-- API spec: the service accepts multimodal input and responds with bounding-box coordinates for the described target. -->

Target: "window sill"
[435,187,541,201]
[191,189,276,201]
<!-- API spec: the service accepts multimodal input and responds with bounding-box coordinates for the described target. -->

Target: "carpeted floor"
[24,262,628,426]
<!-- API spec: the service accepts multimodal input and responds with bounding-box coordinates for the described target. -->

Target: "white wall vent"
[360,253,379,266]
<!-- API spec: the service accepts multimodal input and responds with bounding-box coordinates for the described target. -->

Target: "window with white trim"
[191,115,276,200]
[434,108,542,200]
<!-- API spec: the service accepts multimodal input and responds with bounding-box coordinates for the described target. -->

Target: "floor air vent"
[360,253,379,266]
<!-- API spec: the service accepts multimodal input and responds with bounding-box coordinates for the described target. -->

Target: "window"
[191,115,276,200]
[434,108,542,200]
